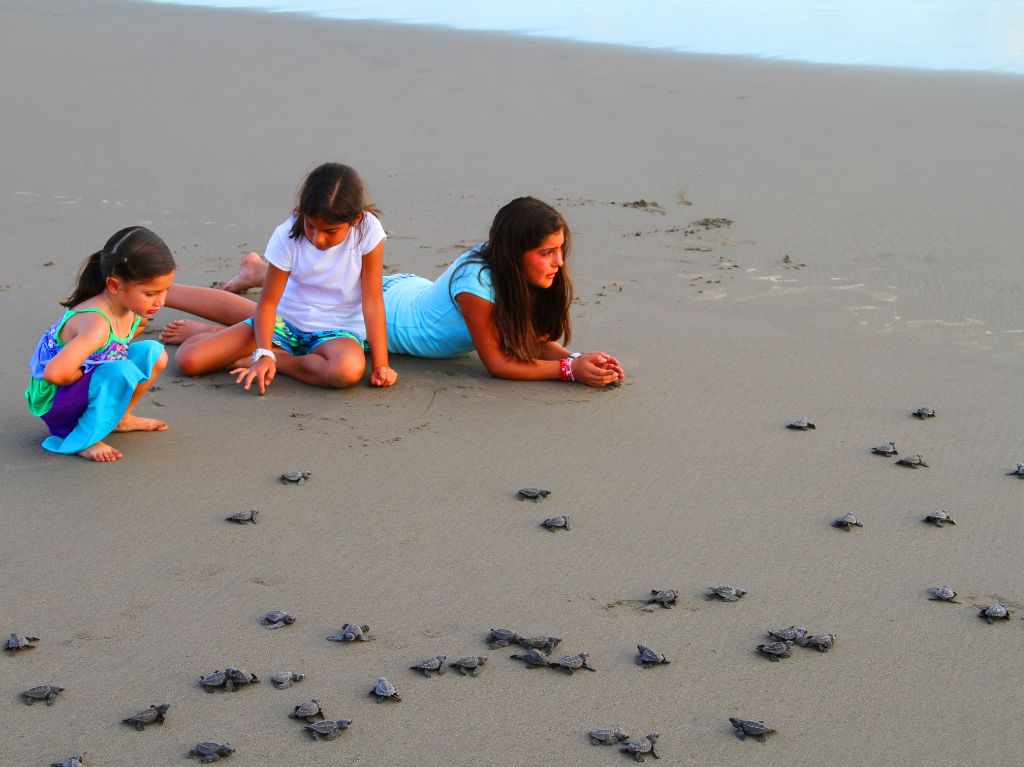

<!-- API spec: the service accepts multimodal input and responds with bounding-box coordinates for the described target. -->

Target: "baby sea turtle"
[189,741,234,763]
[620,732,661,762]
[410,655,447,676]
[4,632,39,651]
[225,509,258,524]
[225,667,259,690]
[648,589,678,608]
[510,648,549,667]
[831,513,863,530]
[786,417,815,430]
[801,632,836,652]
[636,644,670,667]
[270,671,304,689]
[122,703,170,730]
[1006,463,1024,477]
[767,626,807,643]
[487,628,520,648]
[327,623,374,642]
[896,454,929,468]
[449,655,488,676]
[199,670,228,692]
[369,676,401,703]
[289,699,325,721]
[923,509,956,526]
[706,585,747,602]
[913,407,936,419]
[51,756,86,767]
[589,727,629,745]
[541,515,570,532]
[515,635,561,654]
[21,684,64,705]
[262,610,296,629]
[756,640,793,662]
[871,441,898,456]
[306,719,352,741]
[280,470,311,485]
[518,488,551,502]
[979,604,1010,623]
[550,651,596,674]
[929,585,958,602]
[730,716,776,742]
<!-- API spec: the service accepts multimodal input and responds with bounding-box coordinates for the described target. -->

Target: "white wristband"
[568,352,582,359]
[251,347,276,364]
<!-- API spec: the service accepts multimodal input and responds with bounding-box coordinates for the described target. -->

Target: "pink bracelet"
[559,357,575,382]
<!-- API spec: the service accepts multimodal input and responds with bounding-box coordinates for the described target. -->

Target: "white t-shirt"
[264,213,386,336]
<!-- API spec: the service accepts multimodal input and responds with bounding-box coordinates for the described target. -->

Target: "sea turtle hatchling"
[225,510,258,524]
[188,741,234,763]
[122,703,170,730]
[1006,463,1024,478]
[199,670,228,692]
[913,407,936,419]
[269,672,304,689]
[514,635,561,654]
[224,667,259,690]
[549,651,596,674]
[369,677,401,703]
[620,732,661,762]
[518,487,551,502]
[541,515,570,532]
[756,640,793,662]
[929,585,958,602]
[896,454,929,468]
[50,756,86,767]
[305,719,353,741]
[487,628,520,648]
[636,644,670,667]
[21,684,64,705]
[589,727,629,745]
[831,513,863,530]
[289,699,325,721]
[767,626,808,643]
[648,589,678,608]
[730,717,776,742]
[871,441,898,456]
[280,471,311,485]
[979,604,1011,623]
[449,655,488,676]
[262,610,296,629]
[786,417,815,430]
[327,623,375,642]
[4,632,39,651]
[510,648,549,667]
[800,632,836,652]
[923,509,956,526]
[410,655,447,676]
[706,585,747,602]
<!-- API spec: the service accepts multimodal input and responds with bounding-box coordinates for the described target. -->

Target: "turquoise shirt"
[383,248,494,358]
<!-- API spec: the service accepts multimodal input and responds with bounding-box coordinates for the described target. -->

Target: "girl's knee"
[324,359,365,389]
[153,350,169,373]
[174,347,205,377]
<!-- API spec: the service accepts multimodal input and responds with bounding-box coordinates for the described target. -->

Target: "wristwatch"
[251,347,277,364]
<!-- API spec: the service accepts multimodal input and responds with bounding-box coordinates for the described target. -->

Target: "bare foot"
[79,441,123,462]
[114,414,168,433]
[159,319,221,345]
[219,252,266,293]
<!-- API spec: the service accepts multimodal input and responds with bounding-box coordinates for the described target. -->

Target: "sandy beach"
[3,0,1024,764]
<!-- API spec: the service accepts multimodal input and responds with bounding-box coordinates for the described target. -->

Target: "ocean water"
[144,0,1024,75]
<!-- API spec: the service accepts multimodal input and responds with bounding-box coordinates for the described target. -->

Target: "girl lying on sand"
[162,196,623,387]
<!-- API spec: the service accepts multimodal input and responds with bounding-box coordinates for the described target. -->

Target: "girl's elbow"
[43,367,77,386]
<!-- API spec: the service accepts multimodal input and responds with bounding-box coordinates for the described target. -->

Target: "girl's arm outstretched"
[360,241,397,387]
[233,265,288,394]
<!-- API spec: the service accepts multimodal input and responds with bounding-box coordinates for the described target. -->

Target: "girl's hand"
[232,357,276,394]
[573,352,625,387]
[370,365,398,387]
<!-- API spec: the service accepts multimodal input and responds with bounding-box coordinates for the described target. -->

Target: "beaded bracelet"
[559,357,575,382]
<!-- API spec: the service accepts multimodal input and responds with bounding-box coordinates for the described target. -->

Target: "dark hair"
[288,163,380,241]
[454,197,573,361]
[61,227,176,307]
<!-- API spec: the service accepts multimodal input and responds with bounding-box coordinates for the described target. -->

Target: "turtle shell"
[290,699,324,720]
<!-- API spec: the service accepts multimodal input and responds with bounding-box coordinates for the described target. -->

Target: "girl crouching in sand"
[163,197,623,386]
[26,227,174,461]
[168,163,396,394]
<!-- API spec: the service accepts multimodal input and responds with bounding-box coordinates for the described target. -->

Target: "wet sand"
[2,1,1024,764]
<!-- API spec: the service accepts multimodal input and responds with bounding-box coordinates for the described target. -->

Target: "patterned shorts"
[244,316,366,356]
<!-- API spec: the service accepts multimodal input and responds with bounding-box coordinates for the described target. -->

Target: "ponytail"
[61,226,175,307]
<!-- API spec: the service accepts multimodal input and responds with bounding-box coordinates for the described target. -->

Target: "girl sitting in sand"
[163,197,623,387]
[169,162,397,394]
[26,227,175,462]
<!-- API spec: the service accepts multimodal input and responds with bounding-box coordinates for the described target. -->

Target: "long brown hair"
[455,197,573,361]
[62,227,175,307]
[288,162,380,241]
